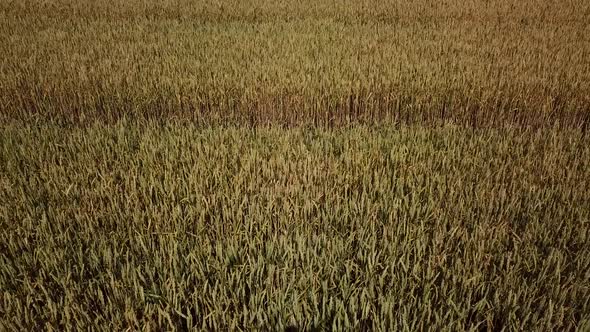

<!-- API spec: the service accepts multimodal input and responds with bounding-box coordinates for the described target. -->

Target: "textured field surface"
[1,123,589,330]
[1,0,589,126]
[2,0,590,330]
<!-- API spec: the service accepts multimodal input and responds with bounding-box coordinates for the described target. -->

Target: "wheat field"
[1,0,589,127]
[1,0,590,330]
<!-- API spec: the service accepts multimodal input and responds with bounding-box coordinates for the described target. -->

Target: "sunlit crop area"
[1,0,589,330]
[1,0,589,126]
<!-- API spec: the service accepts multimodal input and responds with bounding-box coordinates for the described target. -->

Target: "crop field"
[2,0,590,127]
[1,0,590,330]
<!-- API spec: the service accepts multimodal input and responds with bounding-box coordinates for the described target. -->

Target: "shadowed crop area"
[1,0,590,330]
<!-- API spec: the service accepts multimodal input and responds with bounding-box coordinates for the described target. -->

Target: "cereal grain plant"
[1,0,589,127]
[1,123,589,330]
[1,0,590,330]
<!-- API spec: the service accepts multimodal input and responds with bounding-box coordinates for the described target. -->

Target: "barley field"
[1,0,590,330]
